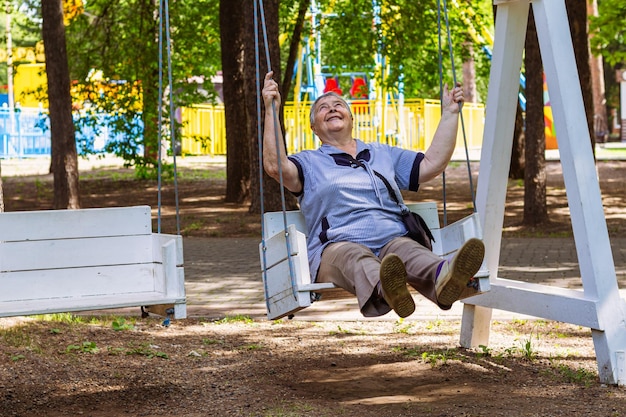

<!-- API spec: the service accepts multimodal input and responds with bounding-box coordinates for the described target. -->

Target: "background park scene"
[1,0,626,416]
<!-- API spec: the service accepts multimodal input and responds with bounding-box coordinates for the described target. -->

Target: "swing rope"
[256,1,479,313]
[437,0,478,226]
[255,0,300,310]
[157,0,181,235]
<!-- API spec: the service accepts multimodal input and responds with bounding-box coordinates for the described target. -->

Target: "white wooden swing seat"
[0,206,186,319]
[260,202,489,320]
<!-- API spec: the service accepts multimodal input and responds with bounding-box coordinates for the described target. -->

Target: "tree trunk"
[140,0,160,164]
[565,0,594,153]
[523,8,548,226]
[586,0,608,143]
[244,0,297,215]
[509,104,525,180]
[281,0,309,101]
[221,0,250,204]
[462,44,477,103]
[42,0,80,209]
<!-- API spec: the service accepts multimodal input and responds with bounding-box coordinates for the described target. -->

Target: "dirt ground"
[1,157,626,416]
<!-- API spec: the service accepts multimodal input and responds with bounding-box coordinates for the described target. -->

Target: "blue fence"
[0,108,50,158]
[0,108,144,159]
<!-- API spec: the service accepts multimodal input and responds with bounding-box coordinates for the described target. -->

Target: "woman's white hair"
[309,91,353,126]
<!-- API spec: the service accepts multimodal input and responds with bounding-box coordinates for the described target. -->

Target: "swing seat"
[259,201,489,320]
[0,206,186,319]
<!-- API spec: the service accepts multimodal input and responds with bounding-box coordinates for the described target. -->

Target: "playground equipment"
[460,0,626,386]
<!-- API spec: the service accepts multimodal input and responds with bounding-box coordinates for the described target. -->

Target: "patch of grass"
[112,318,135,331]
[182,220,204,234]
[552,364,597,387]
[396,346,461,367]
[420,348,460,367]
[1,327,41,353]
[393,318,415,334]
[475,344,493,358]
[34,178,52,200]
[238,343,265,351]
[125,343,169,359]
[178,168,226,181]
[424,318,448,331]
[213,315,254,325]
[35,313,84,324]
[519,336,537,361]
[65,341,99,354]
[202,338,223,346]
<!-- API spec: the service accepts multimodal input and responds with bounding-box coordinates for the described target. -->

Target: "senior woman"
[261,71,484,318]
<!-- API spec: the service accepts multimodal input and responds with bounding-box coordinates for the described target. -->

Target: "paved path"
[5,154,626,323]
[182,236,626,322]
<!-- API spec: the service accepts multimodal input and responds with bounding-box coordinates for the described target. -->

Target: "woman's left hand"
[441,82,464,114]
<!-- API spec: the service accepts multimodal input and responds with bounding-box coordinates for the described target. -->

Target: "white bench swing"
[0,206,186,319]
[0,1,186,321]
[256,0,488,320]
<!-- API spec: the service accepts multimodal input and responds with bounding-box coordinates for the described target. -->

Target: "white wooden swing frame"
[459,0,626,386]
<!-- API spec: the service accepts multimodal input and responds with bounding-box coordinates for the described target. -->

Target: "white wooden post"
[460,0,529,348]
[460,0,626,385]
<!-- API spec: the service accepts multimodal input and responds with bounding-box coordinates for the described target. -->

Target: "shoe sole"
[437,238,485,307]
[380,254,415,318]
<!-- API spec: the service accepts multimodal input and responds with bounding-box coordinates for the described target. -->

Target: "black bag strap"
[352,157,435,245]
[351,158,407,211]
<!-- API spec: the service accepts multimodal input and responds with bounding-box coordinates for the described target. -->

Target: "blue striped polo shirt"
[288,139,424,281]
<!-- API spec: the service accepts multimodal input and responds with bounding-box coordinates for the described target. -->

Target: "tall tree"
[280,0,309,100]
[587,0,607,143]
[565,0,594,152]
[220,0,298,212]
[244,0,297,214]
[220,0,249,203]
[42,0,80,209]
[523,8,547,226]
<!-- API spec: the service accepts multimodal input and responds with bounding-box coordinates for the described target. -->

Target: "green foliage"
[314,0,493,99]
[111,318,135,331]
[64,0,222,168]
[590,0,626,66]
[35,313,84,324]
[66,341,99,354]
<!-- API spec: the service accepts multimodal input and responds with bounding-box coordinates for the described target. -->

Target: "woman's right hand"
[262,71,281,109]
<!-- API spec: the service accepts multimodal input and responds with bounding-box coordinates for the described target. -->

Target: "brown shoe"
[380,253,415,318]
[435,238,485,308]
